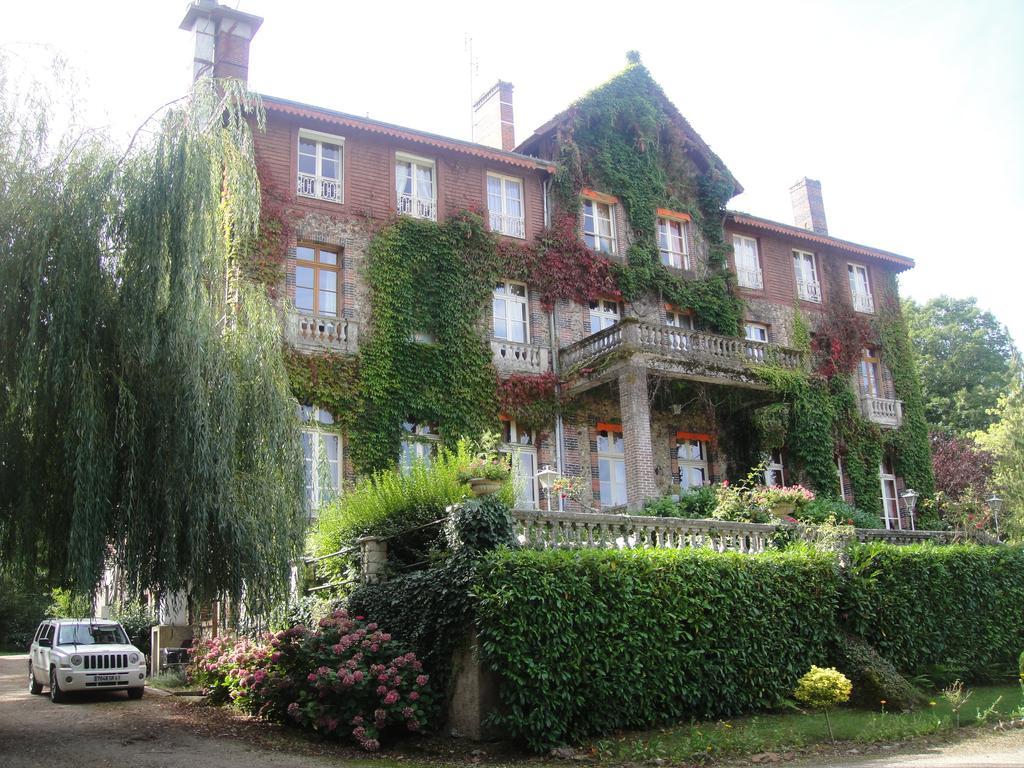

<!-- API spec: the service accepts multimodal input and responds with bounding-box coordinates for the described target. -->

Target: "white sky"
[4,0,1022,344]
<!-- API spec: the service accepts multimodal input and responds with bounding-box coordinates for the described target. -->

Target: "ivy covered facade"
[197,5,933,526]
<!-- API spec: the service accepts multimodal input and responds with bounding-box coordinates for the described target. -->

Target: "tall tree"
[0,62,305,612]
[976,366,1024,542]
[903,296,1018,435]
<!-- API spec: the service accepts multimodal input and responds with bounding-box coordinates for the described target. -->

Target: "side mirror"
[38,637,52,648]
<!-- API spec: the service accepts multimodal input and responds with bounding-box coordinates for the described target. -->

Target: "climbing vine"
[283,349,360,430]
[240,161,293,292]
[351,212,499,473]
[496,372,560,431]
[551,58,744,334]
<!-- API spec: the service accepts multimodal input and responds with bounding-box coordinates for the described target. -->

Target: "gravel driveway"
[0,654,365,768]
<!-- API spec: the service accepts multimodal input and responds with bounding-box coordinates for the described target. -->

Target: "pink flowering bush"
[753,484,816,510]
[187,609,433,751]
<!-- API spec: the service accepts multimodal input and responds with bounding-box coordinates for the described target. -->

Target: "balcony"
[559,318,803,394]
[852,291,875,314]
[489,213,526,239]
[796,279,822,303]
[859,394,903,428]
[285,311,358,355]
[297,173,341,203]
[491,339,549,373]
[397,194,436,221]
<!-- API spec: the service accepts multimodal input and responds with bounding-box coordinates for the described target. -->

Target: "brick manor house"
[179,2,924,529]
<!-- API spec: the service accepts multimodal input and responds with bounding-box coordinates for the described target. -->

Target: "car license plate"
[95,674,119,682]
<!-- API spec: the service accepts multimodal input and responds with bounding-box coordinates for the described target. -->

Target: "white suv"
[28,619,146,702]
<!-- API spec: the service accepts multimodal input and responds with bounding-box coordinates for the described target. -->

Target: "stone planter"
[468,478,504,497]
[772,503,796,518]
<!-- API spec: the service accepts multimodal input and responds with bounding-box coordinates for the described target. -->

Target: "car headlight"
[70,654,82,667]
[129,653,139,665]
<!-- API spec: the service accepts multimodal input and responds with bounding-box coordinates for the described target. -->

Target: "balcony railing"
[285,311,358,354]
[737,267,763,290]
[796,279,822,303]
[852,291,875,314]
[397,194,437,221]
[859,394,903,428]
[297,173,342,203]
[489,213,526,239]
[559,319,803,380]
[491,339,549,373]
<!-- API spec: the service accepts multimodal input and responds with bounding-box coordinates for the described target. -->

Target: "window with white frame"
[582,198,616,254]
[395,154,437,220]
[297,130,344,203]
[657,217,690,269]
[597,427,627,508]
[399,421,439,473]
[589,299,620,334]
[666,307,694,350]
[733,234,763,289]
[493,280,529,343]
[848,264,874,313]
[859,347,882,397]
[501,419,538,510]
[676,436,709,491]
[744,323,769,342]
[879,457,900,530]
[294,244,339,317]
[299,406,341,514]
[487,173,525,238]
[793,249,821,302]
[763,450,785,487]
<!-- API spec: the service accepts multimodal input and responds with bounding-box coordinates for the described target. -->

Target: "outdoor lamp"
[987,494,1003,535]
[536,466,559,512]
[901,489,919,531]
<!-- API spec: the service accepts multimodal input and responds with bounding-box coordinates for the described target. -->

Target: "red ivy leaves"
[812,306,875,379]
[496,372,560,429]
[498,215,620,309]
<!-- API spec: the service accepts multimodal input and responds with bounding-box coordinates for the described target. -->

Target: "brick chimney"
[789,177,828,235]
[472,81,515,151]
[179,1,263,83]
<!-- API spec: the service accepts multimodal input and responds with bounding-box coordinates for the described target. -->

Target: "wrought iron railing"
[297,173,342,203]
[397,194,436,221]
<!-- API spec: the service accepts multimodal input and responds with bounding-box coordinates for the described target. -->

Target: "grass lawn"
[586,683,1024,764]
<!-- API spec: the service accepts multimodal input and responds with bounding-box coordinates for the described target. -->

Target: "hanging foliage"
[0,68,305,610]
[496,372,561,431]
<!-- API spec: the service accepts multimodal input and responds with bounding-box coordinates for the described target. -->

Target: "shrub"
[793,665,852,742]
[845,543,1024,679]
[188,610,435,751]
[796,498,883,529]
[109,600,158,656]
[474,545,841,751]
[0,577,49,650]
[643,486,717,519]
[309,439,513,579]
[832,632,923,710]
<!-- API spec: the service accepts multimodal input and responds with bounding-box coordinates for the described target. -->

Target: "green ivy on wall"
[552,59,744,335]
[351,212,499,474]
[283,349,360,430]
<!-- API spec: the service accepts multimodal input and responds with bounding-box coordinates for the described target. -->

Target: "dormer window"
[396,154,437,220]
[582,197,616,254]
[297,130,344,203]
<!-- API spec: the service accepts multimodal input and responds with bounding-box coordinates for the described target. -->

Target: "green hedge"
[845,543,1024,679]
[474,545,841,751]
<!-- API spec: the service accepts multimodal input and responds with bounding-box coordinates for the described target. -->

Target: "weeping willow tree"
[0,59,305,614]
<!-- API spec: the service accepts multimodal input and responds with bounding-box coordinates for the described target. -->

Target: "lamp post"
[987,495,1003,537]
[537,466,559,512]
[901,489,919,531]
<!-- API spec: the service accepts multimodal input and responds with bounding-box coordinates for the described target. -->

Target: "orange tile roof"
[261,95,555,173]
[726,211,915,270]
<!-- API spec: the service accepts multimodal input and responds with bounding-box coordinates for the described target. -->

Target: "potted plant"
[753,484,815,518]
[457,432,511,496]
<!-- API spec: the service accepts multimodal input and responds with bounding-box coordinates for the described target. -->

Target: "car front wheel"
[126,686,144,700]
[49,668,65,703]
[28,663,42,695]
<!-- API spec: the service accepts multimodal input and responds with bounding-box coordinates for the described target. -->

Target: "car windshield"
[57,623,128,645]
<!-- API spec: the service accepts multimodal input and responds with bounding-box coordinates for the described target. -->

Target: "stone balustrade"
[491,339,549,373]
[558,318,803,377]
[510,509,974,553]
[859,394,904,428]
[285,311,358,354]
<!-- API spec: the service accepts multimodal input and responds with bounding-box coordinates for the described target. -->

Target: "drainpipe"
[550,300,566,512]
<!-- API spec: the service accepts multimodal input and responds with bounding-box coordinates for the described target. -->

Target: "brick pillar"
[618,364,658,510]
